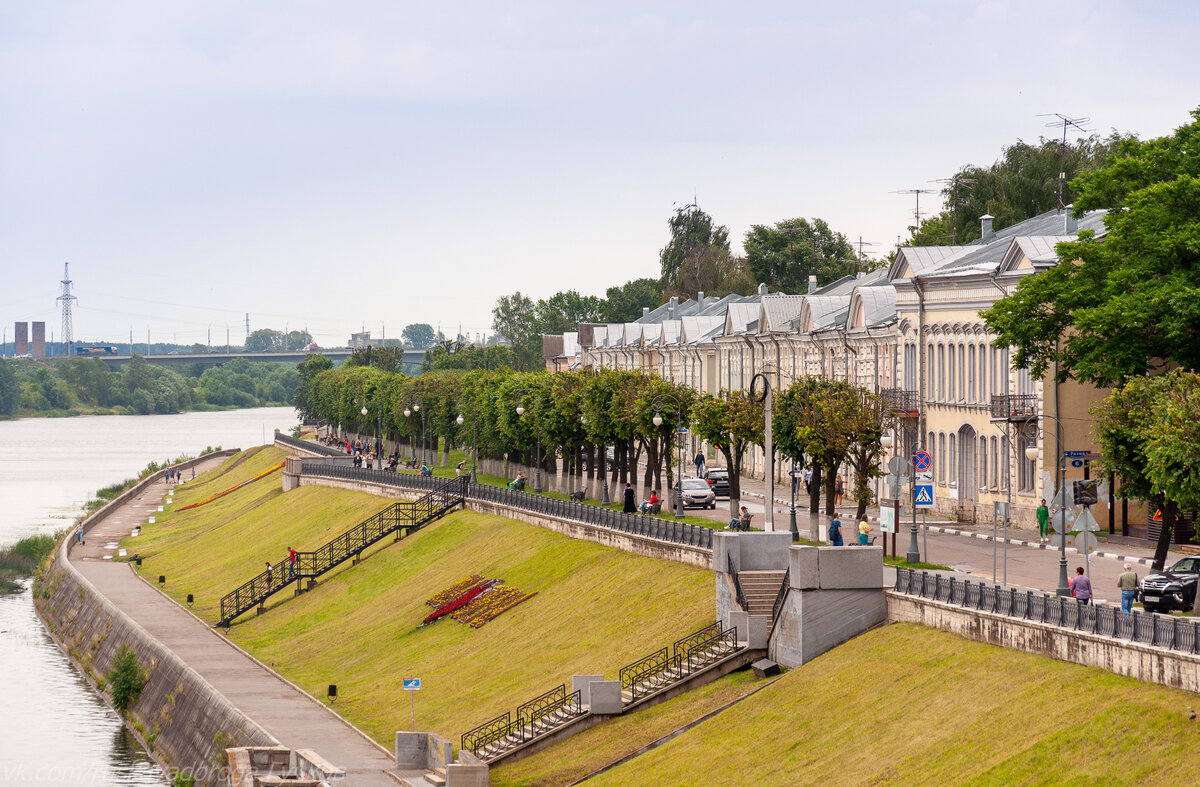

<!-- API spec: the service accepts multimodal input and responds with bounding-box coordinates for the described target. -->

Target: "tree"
[345,346,404,373]
[744,217,863,293]
[0,360,19,415]
[534,291,605,335]
[491,292,540,370]
[691,390,764,519]
[283,330,313,351]
[983,108,1200,386]
[659,203,750,298]
[402,323,437,350]
[245,329,284,352]
[602,278,663,323]
[294,353,334,418]
[106,644,147,713]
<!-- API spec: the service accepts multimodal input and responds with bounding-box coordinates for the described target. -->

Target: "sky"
[1,1,1197,349]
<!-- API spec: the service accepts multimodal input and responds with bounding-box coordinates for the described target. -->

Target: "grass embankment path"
[577,623,1197,786]
[123,447,715,746]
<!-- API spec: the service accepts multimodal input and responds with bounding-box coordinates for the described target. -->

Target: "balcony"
[990,394,1038,422]
[881,388,919,417]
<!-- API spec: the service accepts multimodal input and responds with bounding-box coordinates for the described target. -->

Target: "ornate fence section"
[218,476,466,626]
[619,620,740,704]
[274,431,344,457]
[460,684,584,761]
[894,567,1200,655]
[298,459,715,552]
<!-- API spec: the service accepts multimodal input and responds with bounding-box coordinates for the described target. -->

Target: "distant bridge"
[96,349,426,371]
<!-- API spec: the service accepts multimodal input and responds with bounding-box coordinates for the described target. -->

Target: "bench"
[568,490,586,502]
[1180,544,1200,555]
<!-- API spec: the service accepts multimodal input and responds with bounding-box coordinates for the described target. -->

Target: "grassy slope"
[588,624,1197,786]
[124,448,715,745]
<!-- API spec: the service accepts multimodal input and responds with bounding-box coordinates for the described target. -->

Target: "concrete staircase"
[738,569,788,631]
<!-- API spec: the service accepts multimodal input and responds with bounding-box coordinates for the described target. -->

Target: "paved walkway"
[70,456,417,786]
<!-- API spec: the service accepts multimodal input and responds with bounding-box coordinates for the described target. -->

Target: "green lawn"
[123,447,715,746]
[587,624,1199,786]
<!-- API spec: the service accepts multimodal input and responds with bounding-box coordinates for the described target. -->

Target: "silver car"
[680,478,717,509]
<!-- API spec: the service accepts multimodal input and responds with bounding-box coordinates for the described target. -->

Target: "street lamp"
[882,426,921,563]
[1020,416,1071,597]
[361,403,382,462]
[652,394,685,519]
[513,390,542,494]
[404,404,427,467]
[456,413,477,483]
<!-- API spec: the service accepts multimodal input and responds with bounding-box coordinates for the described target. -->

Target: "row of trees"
[0,355,300,417]
[296,362,887,521]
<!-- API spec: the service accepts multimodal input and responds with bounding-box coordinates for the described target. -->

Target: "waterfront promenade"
[67,456,415,786]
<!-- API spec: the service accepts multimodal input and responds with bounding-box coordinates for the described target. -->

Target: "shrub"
[106,644,147,712]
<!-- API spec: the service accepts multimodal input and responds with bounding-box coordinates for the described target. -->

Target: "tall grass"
[0,532,63,593]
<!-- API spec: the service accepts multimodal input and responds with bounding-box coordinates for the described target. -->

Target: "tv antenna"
[854,237,879,272]
[930,175,977,244]
[57,262,78,356]
[1038,113,1091,212]
[892,188,939,231]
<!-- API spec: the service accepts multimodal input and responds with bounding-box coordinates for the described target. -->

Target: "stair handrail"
[770,567,791,629]
[727,554,748,611]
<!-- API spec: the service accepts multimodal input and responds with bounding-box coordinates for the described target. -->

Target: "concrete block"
[445,763,490,787]
[737,531,794,571]
[727,609,749,643]
[294,749,345,783]
[747,613,771,649]
[572,674,605,706]
[751,658,781,678]
[713,531,736,572]
[587,680,623,714]
[816,546,885,590]
[395,731,428,769]
[789,546,820,590]
[716,573,738,624]
[799,589,887,662]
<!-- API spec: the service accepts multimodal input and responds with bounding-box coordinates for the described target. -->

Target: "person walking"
[76,524,84,545]
[858,517,872,545]
[835,477,844,506]
[1036,499,1050,543]
[694,451,705,477]
[622,482,637,513]
[1071,566,1093,605]
[828,513,843,546]
[288,547,298,580]
[804,468,812,494]
[1117,563,1138,613]
[265,562,273,587]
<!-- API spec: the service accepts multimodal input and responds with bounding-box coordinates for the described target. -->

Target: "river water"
[0,407,297,785]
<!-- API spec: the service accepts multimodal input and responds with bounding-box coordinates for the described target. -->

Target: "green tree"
[744,217,863,293]
[491,292,540,371]
[602,278,663,323]
[283,330,314,351]
[983,107,1200,385]
[659,203,751,298]
[535,291,605,335]
[245,329,284,352]
[0,360,19,416]
[294,353,334,418]
[691,390,764,518]
[402,323,437,350]
[345,346,404,373]
[106,644,147,713]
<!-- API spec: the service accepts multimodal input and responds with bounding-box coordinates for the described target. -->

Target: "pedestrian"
[1071,566,1092,605]
[858,517,872,545]
[803,468,812,494]
[1036,498,1050,543]
[190,466,195,480]
[828,512,843,546]
[76,524,84,545]
[163,468,170,484]
[1117,563,1138,613]
[456,460,467,477]
[835,477,844,506]
[694,451,705,476]
[265,562,273,586]
[622,482,637,513]
[288,547,298,580]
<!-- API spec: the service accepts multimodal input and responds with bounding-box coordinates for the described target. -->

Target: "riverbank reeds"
[0,532,62,593]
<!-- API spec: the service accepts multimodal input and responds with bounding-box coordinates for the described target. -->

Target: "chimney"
[808,275,818,294]
[980,214,994,242]
[697,290,705,305]
[757,283,768,296]
[641,306,650,321]
[1064,205,1078,234]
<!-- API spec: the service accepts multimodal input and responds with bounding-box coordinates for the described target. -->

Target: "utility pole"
[245,313,250,343]
[57,262,78,356]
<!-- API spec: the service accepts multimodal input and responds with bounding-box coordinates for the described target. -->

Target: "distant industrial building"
[348,331,375,349]
[14,322,28,355]
[31,322,46,359]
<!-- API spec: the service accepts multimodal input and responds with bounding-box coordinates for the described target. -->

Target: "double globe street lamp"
[455,413,477,483]
[360,402,382,460]
[580,414,611,505]
[403,403,428,467]
[513,391,542,494]
[651,394,685,519]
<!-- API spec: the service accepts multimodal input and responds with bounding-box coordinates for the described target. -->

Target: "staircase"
[218,476,467,626]
[738,569,788,633]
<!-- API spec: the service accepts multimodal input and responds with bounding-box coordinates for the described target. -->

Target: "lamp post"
[789,459,799,542]
[882,425,920,563]
[1019,416,1070,597]
[582,414,611,504]
[361,403,382,462]
[652,394,685,519]
[513,390,542,494]
[456,413,477,483]
[404,404,426,466]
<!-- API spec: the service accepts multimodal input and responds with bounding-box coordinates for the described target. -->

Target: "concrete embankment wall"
[886,593,1200,693]
[36,451,275,786]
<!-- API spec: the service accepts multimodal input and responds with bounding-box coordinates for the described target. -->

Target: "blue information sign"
[403,678,422,691]
[914,484,935,508]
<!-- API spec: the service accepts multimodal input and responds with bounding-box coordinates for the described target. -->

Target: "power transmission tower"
[1039,113,1091,212]
[57,262,78,355]
[931,175,977,244]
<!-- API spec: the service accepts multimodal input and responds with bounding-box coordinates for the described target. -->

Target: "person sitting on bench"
[508,471,527,491]
[640,489,661,514]
[729,506,751,531]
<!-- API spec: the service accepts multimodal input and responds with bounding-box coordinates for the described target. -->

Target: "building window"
[979,436,988,491]
[948,433,957,486]
[1000,434,1010,491]
[937,344,945,401]
[979,343,988,404]
[990,436,999,490]
[1001,348,1010,395]
[947,344,955,402]
[938,432,947,485]
[1017,431,1036,492]
[958,345,966,403]
[927,343,935,394]
[967,344,976,403]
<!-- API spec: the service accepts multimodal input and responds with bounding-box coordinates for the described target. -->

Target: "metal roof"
[759,294,806,333]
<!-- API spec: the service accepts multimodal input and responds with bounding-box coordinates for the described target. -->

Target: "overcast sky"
[1,1,1196,348]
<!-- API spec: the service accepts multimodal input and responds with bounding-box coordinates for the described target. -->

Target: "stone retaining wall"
[35,450,274,786]
[886,592,1200,693]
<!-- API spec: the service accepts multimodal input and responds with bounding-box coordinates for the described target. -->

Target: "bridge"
[96,348,426,370]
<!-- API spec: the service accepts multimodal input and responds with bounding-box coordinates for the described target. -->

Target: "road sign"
[1063,450,1088,458]
[1074,508,1100,532]
[1070,459,1084,468]
[1073,531,1099,554]
[887,456,907,475]
[914,483,934,507]
[677,426,689,434]
[912,451,932,472]
[1050,533,1069,548]
[403,678,422,691]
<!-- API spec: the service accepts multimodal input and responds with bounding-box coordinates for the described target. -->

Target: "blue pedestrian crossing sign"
[403,678,422,691]
[914,483,935,508]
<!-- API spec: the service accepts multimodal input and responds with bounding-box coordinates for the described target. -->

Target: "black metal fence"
[274,432,345,457]
[299,460,715,551]
[989,393,1038,421]
[618,620,739,703]
[461,684,584,761]
[894,568,1200,655]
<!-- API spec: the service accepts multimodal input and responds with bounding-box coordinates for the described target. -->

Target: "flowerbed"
[422,575,534,628]
[427,575,485,608]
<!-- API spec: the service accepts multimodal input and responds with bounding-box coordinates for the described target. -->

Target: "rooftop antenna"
[57,262,78,355]
[930,175,977,244]
[892,188,938,237]
[855,237,879,272]
[1038,113,1091,212]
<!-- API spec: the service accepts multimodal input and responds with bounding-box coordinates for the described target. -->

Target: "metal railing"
[728,555,748,612]
[297,459,715,552]
[461,684,584,761]
[881,388,920,414]
[218,476,466,626]
[989,394,1038,421]
[618,621,739,704]
[894,568,1200,655]
[770,567,791,626]
[274,431,345,457]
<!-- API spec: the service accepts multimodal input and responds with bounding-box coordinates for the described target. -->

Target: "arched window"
[937,344,946,401]
[947,344,956,402]
[938,432,947,485]
[927,343,935,395]
[990,436,999,490]
[979,436,988,491]
[948,433,957,487]
[958,344,966,403]
[967,344,976,403]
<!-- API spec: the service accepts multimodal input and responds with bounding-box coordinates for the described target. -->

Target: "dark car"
[1139,556,1200,613]
[703,468,730,498]
[680,478,717,509]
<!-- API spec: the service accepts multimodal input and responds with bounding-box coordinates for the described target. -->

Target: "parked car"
[1139,556,1200,613]
[680,478,717,509]
[703,468,730,498]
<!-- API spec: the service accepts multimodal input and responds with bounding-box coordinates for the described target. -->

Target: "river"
[0,407,297,785]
